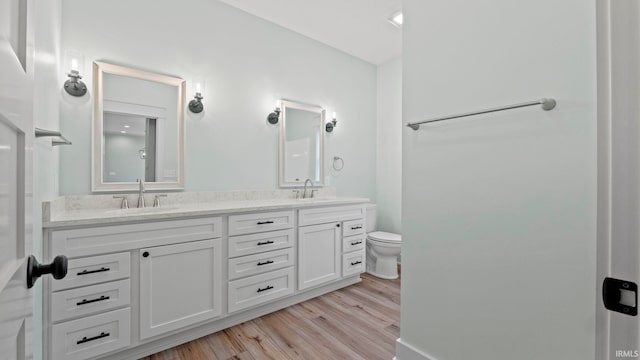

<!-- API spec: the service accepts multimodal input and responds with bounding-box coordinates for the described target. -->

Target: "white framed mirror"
[278,100,325,187]
[92,61,185,192]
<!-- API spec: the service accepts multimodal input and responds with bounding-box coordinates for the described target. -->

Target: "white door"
[298,222,341,290]
[597,1,640,359]
[0,0,34,358]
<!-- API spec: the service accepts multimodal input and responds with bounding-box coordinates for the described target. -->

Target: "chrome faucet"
[302,178,314,199]
[137,179,145,208]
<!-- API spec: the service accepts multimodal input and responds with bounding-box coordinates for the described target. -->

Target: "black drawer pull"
[257,220,275,225]
[77,295,110,306]
[77,267,110,276]
[77,332,110,345]
[351,241,363,246]
[351,261,362,266]
[257,240,274,246]
[351,226,363,230]
[257,285,274,293]
[257,260,274,266]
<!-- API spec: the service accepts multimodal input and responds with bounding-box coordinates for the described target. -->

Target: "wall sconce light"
[138,148,147,160]
[268,100,281,124]
[63,52,87,97]
[188,81,204,113]
[325,112,337,132]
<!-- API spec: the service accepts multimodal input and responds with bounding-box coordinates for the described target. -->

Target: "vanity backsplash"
[49,187,336,211]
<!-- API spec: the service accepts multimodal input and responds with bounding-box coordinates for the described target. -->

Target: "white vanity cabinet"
[298,205,366,290]
[43,201,368,360]
[298,222,341,290]
[139,239,222,339]
[341,218,366,276]
[227,210,295,313]
[44,217,222,360]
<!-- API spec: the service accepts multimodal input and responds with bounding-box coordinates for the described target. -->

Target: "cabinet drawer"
[343,250,366,277]
[51,279,130,323]
[52,253,130,292]
[51,308,131,360]
[228,211,294,236]
[228,267,294,313]
[51,217,222,257]
[228,229,294,258]
[343,219,365,237]
[228,248,294,280]
[298,205,364,227]
[343,234,366,253]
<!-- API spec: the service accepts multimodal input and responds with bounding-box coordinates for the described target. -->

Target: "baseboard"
[395,338,437,360]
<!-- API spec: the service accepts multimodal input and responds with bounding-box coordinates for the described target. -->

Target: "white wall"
[376,58,402,234]
[104,133,146,182]
[401,1,596,359]
[58,0,377,199]
[31,1,62,359]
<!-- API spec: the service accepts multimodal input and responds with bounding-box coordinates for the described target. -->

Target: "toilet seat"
[367,231,402,244]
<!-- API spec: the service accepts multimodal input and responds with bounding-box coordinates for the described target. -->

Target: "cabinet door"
[298,222,341,290]
[139,239,221,339]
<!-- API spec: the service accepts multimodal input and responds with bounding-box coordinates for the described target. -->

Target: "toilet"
[365,204,402,279]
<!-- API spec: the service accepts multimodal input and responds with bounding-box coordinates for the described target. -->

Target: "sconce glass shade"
[63,50,87,97]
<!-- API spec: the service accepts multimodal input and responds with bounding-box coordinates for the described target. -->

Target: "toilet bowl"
[366,231,402,279]
[365,204,402,279]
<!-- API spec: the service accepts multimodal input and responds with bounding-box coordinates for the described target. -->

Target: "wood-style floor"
[141,270,400,360]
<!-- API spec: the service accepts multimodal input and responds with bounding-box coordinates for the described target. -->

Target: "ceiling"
[104,112,147,136]
[218,0,402,65]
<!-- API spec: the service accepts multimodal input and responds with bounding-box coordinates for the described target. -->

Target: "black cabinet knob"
[27,255,68,289]
[336,223,341,227]
[142,251,150,258]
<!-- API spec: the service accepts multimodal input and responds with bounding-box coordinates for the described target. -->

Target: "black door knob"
[27,255,68,289]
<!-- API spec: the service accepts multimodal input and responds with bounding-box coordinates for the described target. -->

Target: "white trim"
[395,338,437,360]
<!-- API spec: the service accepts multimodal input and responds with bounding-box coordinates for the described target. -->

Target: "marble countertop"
[43,196,370,229]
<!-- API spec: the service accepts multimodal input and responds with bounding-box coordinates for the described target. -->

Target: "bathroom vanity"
[41,195,368,360]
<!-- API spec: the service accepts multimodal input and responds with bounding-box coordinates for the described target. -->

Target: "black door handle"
[27,255,68,289]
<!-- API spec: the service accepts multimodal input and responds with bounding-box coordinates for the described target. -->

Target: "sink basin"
[105,206,181,215]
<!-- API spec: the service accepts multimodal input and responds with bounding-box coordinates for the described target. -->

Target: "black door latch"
[603,277,637,316]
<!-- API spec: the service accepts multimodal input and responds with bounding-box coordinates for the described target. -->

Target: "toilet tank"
[365,203,377,233]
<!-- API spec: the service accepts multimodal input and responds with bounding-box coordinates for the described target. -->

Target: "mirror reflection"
[279,100,325,187]
[93,62,185,192]
[102,73,179,183]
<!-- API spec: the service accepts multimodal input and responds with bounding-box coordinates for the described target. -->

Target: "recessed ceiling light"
[389,11,403,28]
[124,125,130,128]
[120,130,126,134]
